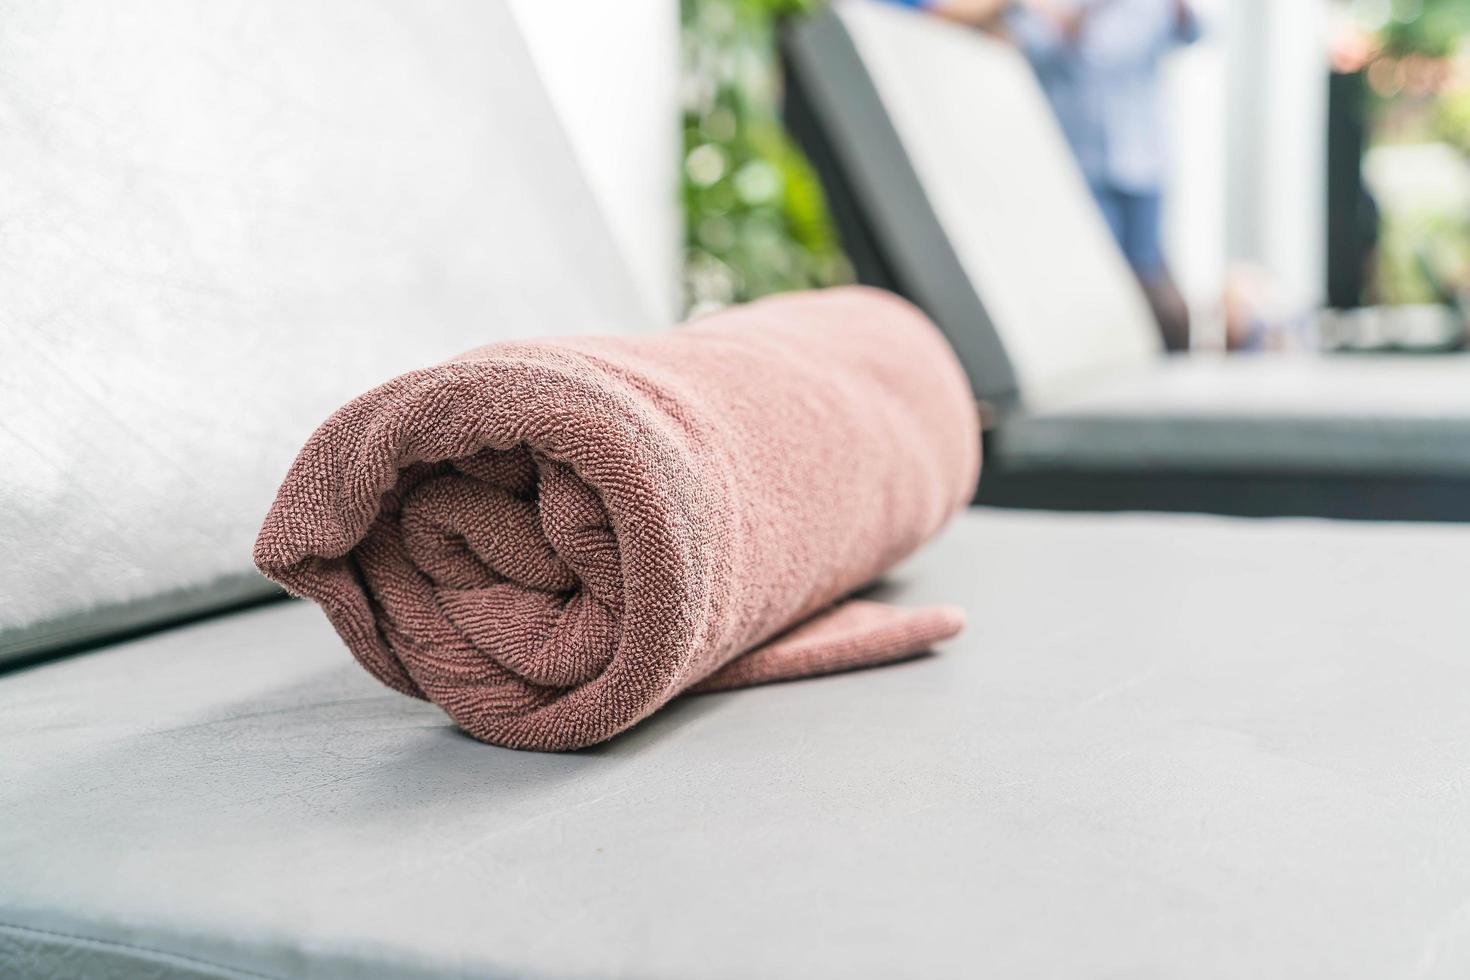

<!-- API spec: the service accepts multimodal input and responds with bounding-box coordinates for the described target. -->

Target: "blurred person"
[885,0,1200,351]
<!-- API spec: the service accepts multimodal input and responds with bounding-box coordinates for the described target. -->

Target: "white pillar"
[1163,0,1229,332]
[1226,0,1330,310]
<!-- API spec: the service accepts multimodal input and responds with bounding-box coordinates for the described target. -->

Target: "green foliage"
[1377,0,1470,57]
[1373,208,1470,304]
[1434,85,1470,154]
[682,0,851,313]
[1358,0,1470,304]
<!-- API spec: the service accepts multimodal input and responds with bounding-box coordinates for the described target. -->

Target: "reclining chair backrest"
[0,0,678,665]
[785,0,1161,409]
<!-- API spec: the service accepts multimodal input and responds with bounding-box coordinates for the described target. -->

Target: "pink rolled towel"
[254,287,979,751]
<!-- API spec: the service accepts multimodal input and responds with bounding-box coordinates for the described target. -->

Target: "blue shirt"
[1007,0,1199,193]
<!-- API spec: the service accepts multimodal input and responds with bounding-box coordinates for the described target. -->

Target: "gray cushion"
[4,508,1470,978]
[997,353,1470,475]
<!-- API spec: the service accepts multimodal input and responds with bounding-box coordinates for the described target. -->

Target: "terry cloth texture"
[254,286,979,751]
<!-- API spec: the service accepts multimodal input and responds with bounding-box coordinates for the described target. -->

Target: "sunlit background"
[1343,0,1470,305]
[682,0,1470,355]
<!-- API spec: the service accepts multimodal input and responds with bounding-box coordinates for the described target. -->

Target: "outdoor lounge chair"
[783,0,1470,520]
[5,3,1470,978]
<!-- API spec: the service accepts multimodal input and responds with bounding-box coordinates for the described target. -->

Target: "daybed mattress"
[3,508,1468,979]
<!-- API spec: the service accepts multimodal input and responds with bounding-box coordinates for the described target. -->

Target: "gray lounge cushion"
[5,508,1470,979]
[998,353,1470,475]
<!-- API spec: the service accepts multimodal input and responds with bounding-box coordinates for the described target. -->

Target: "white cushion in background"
[0,0,676,662]
[835,0,1162,402]
[3,509,1469,978]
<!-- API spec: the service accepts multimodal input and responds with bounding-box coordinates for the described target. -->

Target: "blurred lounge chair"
[783,0,1470,520]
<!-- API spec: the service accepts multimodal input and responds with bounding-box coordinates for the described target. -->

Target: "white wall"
[511,0,682,325]
[1163,0,1330,343]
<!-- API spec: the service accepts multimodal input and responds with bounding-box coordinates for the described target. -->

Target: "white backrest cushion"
[0,0,672,659]
[837,0,1161,401]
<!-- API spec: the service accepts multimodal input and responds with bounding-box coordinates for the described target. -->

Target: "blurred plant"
[682,0,851,314]
[1374,0,1470,57]
[1434,82,1470,152]
[1372,208,1470,304]
[1345,0,1470,305]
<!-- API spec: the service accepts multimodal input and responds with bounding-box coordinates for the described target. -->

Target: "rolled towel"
[254,287,979,751]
